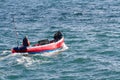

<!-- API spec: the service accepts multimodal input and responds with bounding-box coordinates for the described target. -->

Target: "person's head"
[25,35,28,38]
[24,36,28,40]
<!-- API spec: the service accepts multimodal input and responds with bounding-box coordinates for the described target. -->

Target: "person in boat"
[54,31,63,41]
[22,36,30,47]
[50,31,63,43]
[34,31,62,46]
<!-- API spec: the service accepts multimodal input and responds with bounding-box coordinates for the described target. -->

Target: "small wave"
[0,50,11,61]
[70,57,91,64]
[2,50,11,53]
[1,50,11,56]
[16,56,39,67]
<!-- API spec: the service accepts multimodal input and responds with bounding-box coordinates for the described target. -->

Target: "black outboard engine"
[54,31,62,41]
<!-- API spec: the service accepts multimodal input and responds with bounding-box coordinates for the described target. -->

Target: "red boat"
[11,31,66,54]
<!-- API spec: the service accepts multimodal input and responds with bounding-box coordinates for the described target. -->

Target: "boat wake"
[0,50,11,61]
[15,43,68,67]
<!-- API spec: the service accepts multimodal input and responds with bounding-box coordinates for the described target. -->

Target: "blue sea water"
[0,0,120,80]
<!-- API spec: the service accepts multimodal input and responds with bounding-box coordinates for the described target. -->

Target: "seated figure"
[53,31,62,42]
[22,36,30,47]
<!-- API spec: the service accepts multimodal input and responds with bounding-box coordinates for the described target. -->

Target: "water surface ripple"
[0,0,120,80]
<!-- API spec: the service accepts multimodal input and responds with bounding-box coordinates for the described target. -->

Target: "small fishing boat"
[11,31,67,54]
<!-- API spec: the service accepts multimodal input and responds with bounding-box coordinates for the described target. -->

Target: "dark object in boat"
[54,31,62,41]
[38,39,49,45]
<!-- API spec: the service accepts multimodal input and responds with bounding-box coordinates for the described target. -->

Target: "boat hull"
[11,37,64,54]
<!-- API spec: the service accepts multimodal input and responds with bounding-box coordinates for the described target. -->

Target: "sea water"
[0,0,120,80]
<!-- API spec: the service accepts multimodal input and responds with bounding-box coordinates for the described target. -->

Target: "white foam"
[2,50,11,54]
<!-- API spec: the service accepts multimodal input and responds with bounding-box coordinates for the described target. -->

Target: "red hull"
[11,37,64,53]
